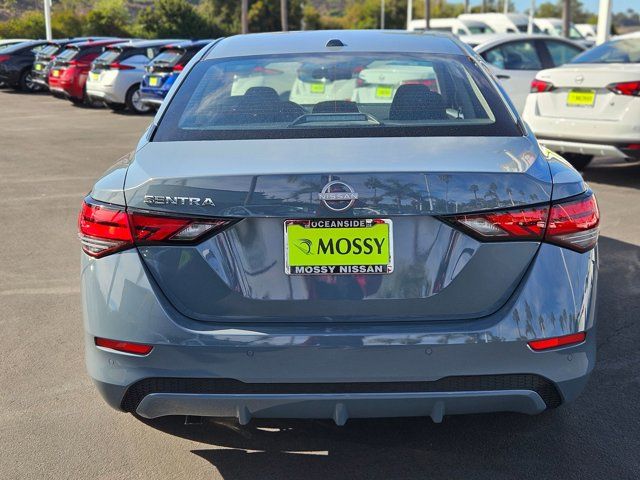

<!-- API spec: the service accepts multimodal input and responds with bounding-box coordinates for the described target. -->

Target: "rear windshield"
[151,49,184,66]
[0,42,40,54]
[571,38,640,64]
[55,47,79,62]
[467,25,494,34]
[154,52,520,142]
[94,48,121,64]
[36,44,60,56]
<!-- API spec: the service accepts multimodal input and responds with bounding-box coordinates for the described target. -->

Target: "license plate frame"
[284,218,394,275]
[567,89,596,107]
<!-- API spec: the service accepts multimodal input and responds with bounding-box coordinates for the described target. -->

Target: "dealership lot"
[1,90,639,479]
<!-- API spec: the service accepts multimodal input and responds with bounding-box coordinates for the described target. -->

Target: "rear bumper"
[83,241,598,422]
[537,138,633,159]
[86,83,123,104]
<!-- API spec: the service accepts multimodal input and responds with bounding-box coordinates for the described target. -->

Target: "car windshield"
[36,44,60,56]
[517,24,541,33]
[154,52,520,142]
[467,25,493,34]
[56,48,79,61]
[151,49,184,66]
[570,38,640,64]
[93,48,121,64]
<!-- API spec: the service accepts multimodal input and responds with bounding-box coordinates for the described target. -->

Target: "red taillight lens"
[109,62,135,70]
[173,63,184,72]
[78,201,133,258]
[530,79,555,93]
[528,332,586,351]
[606,80,640,97]
[450,205,549,241]
[0,55,9,63]
[445,193,599,253]
[78,200,235,258]
[545,195,599,253]
[95,337,153,355]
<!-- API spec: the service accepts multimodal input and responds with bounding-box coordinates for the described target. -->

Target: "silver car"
[79,30,599,425]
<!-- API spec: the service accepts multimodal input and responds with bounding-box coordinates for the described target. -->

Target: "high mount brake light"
[444,193,599,253]
[530,79,555,93]
[78,200,234,258]
[606,80,640,97]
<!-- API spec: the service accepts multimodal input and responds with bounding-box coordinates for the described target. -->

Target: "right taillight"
[530,79,555,93]
[544,194,600,253]
[444,193,599,253]
[606,81,640,97]
[78,199,235,258]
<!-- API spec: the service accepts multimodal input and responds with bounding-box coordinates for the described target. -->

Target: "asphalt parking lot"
[1,89,639,480]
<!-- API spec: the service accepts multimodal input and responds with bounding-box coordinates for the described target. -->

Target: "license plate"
[35,64,42,71]
[376,85,393,98]
[567,89,595,107]
[310,82,325,94]
[149,76,159,87]
[284,219,393,275]
[90,72,99,81]
[52,70,60,77]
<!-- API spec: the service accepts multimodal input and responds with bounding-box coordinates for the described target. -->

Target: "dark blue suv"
[140,40,213,107]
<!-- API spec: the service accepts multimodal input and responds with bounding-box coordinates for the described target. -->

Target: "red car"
[48,38,126,104]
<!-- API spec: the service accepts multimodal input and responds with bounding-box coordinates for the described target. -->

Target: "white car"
[86,39,182,113]
[408,18,494,36]
[458,13,541,34]
[533,18,594,48]
[465,34,584,113]
[523,33,640,170]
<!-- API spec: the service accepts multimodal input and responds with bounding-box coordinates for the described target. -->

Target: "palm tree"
[365,176,385,206]
[281,0,288,31]
[382,179,417,212]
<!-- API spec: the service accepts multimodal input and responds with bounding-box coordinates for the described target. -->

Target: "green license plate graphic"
[567,89,596,107]
[149,76,159,86]
[284,219,393,275]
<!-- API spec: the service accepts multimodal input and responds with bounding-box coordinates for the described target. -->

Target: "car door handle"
[496,74,511,80]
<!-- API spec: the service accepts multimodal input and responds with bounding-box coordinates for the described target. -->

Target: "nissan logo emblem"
[318,180,359,212]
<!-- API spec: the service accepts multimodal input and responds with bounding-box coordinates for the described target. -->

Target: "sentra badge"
[143,195,215,206]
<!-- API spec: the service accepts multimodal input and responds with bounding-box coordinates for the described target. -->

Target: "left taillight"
[0,55,9,63]
[443,193,599,253]
[78,199,235,258]
[530,79,555,93]
[78,201,133,258]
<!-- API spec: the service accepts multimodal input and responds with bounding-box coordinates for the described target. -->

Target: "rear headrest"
[389,84,446,121]
[243,86,280,102]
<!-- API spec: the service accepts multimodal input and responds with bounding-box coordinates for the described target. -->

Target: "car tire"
[106,102,126,111]
[125,84,151,114]
[18,69,40,92]
[563,153,593,171]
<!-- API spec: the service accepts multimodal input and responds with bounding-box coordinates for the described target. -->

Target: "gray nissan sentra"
[79,30,599,424]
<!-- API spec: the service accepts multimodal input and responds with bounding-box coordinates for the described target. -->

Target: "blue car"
[140,39,213,107]
[80,31,599,425]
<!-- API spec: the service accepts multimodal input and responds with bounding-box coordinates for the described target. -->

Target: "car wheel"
[563,153,593,171]
[125,84,151,114]
[106,102,126,111]
[18,69,40,92]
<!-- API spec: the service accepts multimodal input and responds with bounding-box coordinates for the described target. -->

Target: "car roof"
[463,33,584,51]
[162,39,215,50]
[203,30,466,59]
[112,39,186,49]
[67,38,127,49]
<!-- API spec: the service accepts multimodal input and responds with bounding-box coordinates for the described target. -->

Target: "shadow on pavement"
[138,236,640,480]
[583,157,640,190]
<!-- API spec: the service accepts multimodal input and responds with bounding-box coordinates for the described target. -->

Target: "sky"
[507,0,638,14]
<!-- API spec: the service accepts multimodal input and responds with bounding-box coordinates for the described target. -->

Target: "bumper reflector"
[95,337,153,356]
[528,332,586,351]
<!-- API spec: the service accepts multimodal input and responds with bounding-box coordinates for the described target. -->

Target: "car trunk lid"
[122,136,552,323]
[534,63,640,121]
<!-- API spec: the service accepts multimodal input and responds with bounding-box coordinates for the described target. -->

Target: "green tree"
[136,0,215,39]
[248,0,303,32]
[84,0,131,37]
